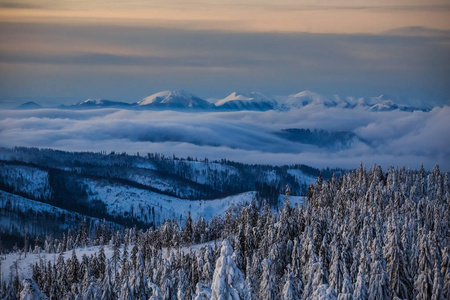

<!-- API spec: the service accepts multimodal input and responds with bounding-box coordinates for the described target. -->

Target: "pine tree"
[201,245,214,285]
[337,267,353,300]
[211,239,249,300]
[307,260,337,300]
[183,211,193,246]
[67,250,80,284]
[281,271,301,300]
[20,278,47,300]
[384,216,410,299]
[431,263,444,300]
[101,262,115,300]
[414,232,433,299]
[329,239,345,294]
[354,264,368,300]
[367,256,389,300]
[259,259,277,300]
[441,247,450,300]
[176,269,189,300]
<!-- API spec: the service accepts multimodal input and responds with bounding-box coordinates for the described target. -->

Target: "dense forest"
[1,164,448,299]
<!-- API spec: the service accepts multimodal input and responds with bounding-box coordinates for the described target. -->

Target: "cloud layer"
[0,107,448,171]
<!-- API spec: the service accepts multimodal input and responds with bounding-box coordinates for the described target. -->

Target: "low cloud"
[0,107,449,171]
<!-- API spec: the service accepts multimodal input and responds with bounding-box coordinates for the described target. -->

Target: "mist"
[0,106,448,171]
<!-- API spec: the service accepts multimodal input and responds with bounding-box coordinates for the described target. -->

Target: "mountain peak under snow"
[215,91,276,111]
[139,89,212,109]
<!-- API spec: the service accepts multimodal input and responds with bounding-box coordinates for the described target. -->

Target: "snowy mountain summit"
[63,99,132,109]
[138,89,213,109]
[281,90,342,109]
[215,92,276,111]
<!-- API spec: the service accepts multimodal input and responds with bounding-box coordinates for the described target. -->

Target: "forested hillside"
[0,147,319,248]
[1,164,448,299]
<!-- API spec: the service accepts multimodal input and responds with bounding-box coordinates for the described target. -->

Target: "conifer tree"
[211,239,249,300]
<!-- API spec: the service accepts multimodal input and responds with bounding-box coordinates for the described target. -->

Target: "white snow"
[1,239,217,284]
[138,90,209,108]
[215,92,255,106]
[287,169,316,186]
[85,177,258,225]
[0,164,51,200]
[138,90,172,106]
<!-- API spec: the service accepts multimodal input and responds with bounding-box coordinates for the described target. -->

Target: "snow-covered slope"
[138,90,213,109]
[215,92,276,111]
[84,176,257,225]
[0,190,103,239]
[0,163,51,200]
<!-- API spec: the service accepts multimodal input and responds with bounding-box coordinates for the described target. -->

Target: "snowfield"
[0,164,51,200]
[85,178,304,226]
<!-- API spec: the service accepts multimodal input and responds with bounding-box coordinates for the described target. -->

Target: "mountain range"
[16,89,431,112]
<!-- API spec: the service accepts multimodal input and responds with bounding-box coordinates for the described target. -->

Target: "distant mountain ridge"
[20,90,432,112]
[16,101,43,110]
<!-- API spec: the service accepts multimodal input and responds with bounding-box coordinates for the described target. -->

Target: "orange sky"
[1,0,450,34]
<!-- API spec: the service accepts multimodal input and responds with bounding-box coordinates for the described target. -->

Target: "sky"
[0,0,450,106]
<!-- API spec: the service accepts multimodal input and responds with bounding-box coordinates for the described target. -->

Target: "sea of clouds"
[0,106,449,171]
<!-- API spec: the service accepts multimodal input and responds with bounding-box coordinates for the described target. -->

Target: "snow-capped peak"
[138,90,173,106]
[138,90,212,109]
[215,91,276,111]
[215,92,254,106]
[78,99,107,105]
[73,99,131,108]
[283,90,334,108]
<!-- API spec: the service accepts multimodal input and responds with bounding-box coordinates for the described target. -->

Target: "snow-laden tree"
[210,239,249,300]
[337,266,353,300]
[20,279,48,300]
[281,271,301,300]
[148,282,163,300]
[431,263,444,300]
[119,277,133,300]
[353,265,367,300]
[202,245,214,285]
[130,252,148,299]
[414,231,433,299]
[100,262,115,300]
[306,260,337,300]
[329,239,345,294]
[441,247,450,300]
[67,250,80,284]
[259,259,277,300]
[177,269,189,300]
[367,255,389,300]
[82,278,101,300]
[193,282,212,300]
